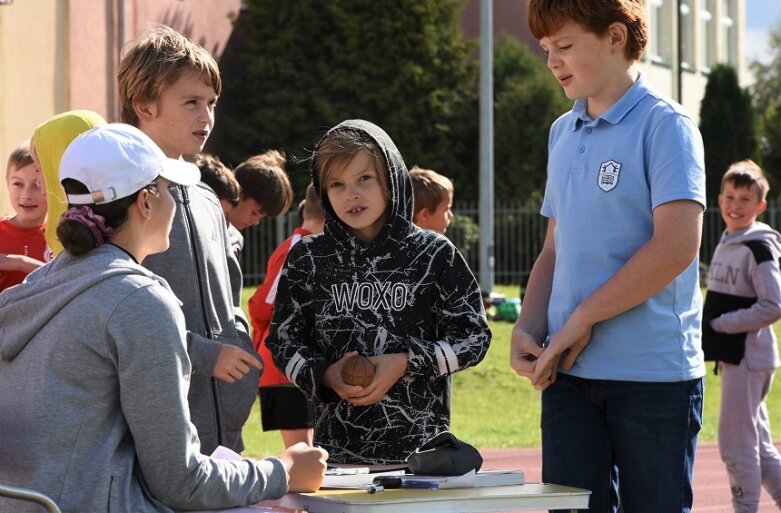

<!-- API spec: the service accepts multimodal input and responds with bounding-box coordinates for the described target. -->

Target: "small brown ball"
[341,354,375,387]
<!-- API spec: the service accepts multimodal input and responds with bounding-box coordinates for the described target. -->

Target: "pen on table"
[402,480,440,489]
[370,476,440,491]
[372,476,402,489]
[367,484,384,494]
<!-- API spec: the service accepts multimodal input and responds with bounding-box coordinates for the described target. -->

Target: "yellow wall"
[0,0,241,219]
[0,0,67,217]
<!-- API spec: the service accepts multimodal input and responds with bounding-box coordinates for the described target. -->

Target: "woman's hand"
[279,442,329,492]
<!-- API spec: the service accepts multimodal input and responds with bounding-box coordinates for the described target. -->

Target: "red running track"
[481,442,781,512]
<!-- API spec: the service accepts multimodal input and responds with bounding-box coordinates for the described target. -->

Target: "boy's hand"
[212,345,262,383]
[348,353,408,406]
[532,313,592,389]
[278,442,328,492]
[510,324,544,382]
[322,352,365,399]
[0,253,45,273]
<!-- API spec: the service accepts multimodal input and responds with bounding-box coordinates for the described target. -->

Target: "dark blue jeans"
[541,374,703,513]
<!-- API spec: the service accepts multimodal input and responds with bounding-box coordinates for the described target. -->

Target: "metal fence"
[240,201,781,287]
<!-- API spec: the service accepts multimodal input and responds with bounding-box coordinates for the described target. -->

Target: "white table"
[266,483,590,513]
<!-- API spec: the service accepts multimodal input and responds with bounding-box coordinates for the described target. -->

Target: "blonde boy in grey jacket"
[118,25,261,454]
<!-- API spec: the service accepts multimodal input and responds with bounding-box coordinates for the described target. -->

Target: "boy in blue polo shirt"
[510,1,706,512]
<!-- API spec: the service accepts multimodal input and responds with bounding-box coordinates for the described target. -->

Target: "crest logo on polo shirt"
[597,160,621,192]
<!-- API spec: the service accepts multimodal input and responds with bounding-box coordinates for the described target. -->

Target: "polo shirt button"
[579,146,585,153]
[586,128,592,134]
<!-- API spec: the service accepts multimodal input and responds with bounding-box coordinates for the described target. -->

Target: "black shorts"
[258,385,314,431]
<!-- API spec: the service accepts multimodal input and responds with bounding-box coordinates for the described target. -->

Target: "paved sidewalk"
[480,442,781,512]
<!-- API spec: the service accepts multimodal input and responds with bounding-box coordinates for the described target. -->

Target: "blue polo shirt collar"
[567,73,650,131]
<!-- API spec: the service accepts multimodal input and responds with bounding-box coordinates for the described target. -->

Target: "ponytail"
[57,178,138,256]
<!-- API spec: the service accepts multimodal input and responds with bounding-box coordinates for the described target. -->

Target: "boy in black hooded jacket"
[267,120,491,464]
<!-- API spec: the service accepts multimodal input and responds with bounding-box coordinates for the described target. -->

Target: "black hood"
[310,119,414,252]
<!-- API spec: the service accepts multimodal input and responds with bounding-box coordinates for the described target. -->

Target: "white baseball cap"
[59,123,200,205]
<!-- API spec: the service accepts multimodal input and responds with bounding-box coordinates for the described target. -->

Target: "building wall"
[67,0,114,119]
[463,0,747,122]
[0,0,67,217]
[642,0,748,118]
[1,0,748,219]
[0,0,241,217]
[462,0,536,49]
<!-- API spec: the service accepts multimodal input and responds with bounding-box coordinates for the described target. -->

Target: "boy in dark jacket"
[268,120,491,464]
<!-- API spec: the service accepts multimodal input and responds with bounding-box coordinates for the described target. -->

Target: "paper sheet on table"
[320,468,406,488]
[321,468,526,490]
[185,504,283,513]
[404,469,525,488]
[211,445,243,461]
[319,470,477,490]
[401,470,477,489]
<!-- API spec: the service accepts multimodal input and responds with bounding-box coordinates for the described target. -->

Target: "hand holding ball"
[341,354,375,387]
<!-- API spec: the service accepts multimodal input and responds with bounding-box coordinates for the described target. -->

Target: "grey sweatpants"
[719,359,781,512]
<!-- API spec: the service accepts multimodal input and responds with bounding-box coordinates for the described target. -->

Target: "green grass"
[239,284,781,458]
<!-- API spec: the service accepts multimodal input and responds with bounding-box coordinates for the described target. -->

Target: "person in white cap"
[0,124,327,513]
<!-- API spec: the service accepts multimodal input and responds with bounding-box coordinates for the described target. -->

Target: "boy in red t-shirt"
[249,184,324,447]
[0,141,47,292]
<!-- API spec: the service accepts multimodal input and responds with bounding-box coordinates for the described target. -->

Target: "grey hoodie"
[0,245,287,513]
[143,183,259,454]
[703,222,781,370]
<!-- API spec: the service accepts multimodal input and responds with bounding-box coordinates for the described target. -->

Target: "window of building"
[701,0,717,70]
[650,0,673,65]
[680,0,696,69]
[721,0,738,66]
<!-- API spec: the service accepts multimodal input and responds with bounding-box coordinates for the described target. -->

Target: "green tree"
[750,21,781,197]
[213,0,477,198]
[699,64,757,201]
[493,36,569,202]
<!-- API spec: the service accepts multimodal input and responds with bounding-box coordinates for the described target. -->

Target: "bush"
[447,214,480,258]
[699,64,757,200]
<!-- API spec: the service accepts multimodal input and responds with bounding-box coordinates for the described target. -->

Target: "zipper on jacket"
[181,185,224,446]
